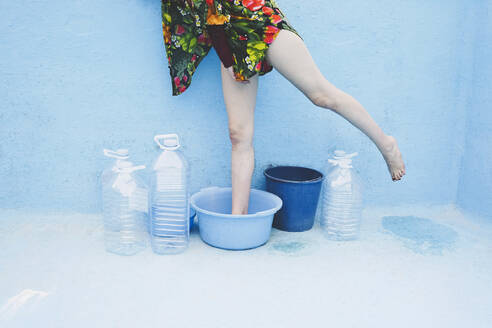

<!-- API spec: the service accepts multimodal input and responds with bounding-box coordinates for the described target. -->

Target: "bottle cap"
[334,150,346,157]
[328,150,358,168]
[116,160,133,169]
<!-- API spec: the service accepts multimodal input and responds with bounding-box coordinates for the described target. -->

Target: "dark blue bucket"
[264,165,324,232]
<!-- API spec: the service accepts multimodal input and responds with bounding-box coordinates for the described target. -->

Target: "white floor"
[0,204,491,328]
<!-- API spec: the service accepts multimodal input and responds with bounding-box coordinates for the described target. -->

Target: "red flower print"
[178,85,186,93]
[264,34,274,44]
[183,75,188,83]
[263,25,279,44]
[270,14,282,24]
[262,6,274,16]
[206,0,214,6]
[239,35,248,41]
[191,54,197,62]
[255,61,262,70]
[265,25,279,35]
[242,0,265,11]
[196,33,212,44]
[174,76,181,86]
[175,24,186,35]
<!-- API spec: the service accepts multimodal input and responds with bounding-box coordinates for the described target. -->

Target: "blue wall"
[457,1,492,219]
[0,0,488,214]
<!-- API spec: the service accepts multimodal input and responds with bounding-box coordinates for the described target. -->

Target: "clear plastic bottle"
[149,134,190,254]
[101,149,149,255]
[320,150,363,241]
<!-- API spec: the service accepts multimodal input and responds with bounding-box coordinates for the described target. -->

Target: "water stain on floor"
[268,239,317,256]
[382,215,458,255]
[272,241,306,254]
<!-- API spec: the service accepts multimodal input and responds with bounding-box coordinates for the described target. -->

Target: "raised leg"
[265,29,406,181]
[220,62,259,214]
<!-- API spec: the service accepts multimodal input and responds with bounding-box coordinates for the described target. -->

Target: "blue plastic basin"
[190,186,283,250]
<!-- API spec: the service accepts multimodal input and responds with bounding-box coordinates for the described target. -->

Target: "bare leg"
[221,62,259,214]
[265,30,406,181]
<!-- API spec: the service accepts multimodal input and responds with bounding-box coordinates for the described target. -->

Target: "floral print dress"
[161,0,303,96]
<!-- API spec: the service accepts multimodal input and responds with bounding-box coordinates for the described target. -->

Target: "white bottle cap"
[334,150,346,157]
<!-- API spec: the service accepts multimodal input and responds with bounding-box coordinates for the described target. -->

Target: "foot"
[379,135,406,181]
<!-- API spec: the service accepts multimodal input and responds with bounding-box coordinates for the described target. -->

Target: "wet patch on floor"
[382,215,458,255]
[268,238,318,256]
[272,241,306,253]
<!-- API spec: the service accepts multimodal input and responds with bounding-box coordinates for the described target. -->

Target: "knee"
[309,91,340,111]
[229,124,253,149]
[308,82,341,111]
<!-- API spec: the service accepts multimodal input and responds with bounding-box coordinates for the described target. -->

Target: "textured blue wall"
[457,1,492,219]
[0,0,486,213]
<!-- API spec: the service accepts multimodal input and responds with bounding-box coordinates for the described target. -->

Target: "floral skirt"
[161,0,303,96]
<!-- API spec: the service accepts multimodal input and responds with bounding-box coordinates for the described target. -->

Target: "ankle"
[378,135,395,152]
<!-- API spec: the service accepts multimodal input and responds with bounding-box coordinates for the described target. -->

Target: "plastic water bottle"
[101,149,149,255]
[149,134,190,254]
[320,150,363,240]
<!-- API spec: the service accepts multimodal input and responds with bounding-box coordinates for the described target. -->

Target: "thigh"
[220,62,259,131]
[265,29,337,100]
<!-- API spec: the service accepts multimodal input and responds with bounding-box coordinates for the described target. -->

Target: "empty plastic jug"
[320,150,363,240]
[101,149,149,255]
[149,134,190,254]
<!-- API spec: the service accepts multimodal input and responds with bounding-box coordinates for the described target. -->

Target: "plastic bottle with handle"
[101,149,149,255]
[320,150,363,241]
[149,134,190,254]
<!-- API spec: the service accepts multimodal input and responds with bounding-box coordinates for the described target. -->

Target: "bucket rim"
[263,165,324,184]
[190,186,283,219]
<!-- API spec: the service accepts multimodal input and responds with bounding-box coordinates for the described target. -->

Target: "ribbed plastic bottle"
[320,150,363,241]
[101,149,149,255]
[149,134,190,254]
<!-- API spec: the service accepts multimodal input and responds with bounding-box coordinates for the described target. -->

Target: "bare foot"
[379,135,406,181]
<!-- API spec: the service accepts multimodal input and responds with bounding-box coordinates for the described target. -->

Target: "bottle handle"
[154,134,181,150]
[103,149,129,159]
[129,165,146,172]
[114,164,146,173]
[346,152,358,158]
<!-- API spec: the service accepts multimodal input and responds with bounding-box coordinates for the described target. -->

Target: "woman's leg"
[265,30,406,181]
[220,62,259,214]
